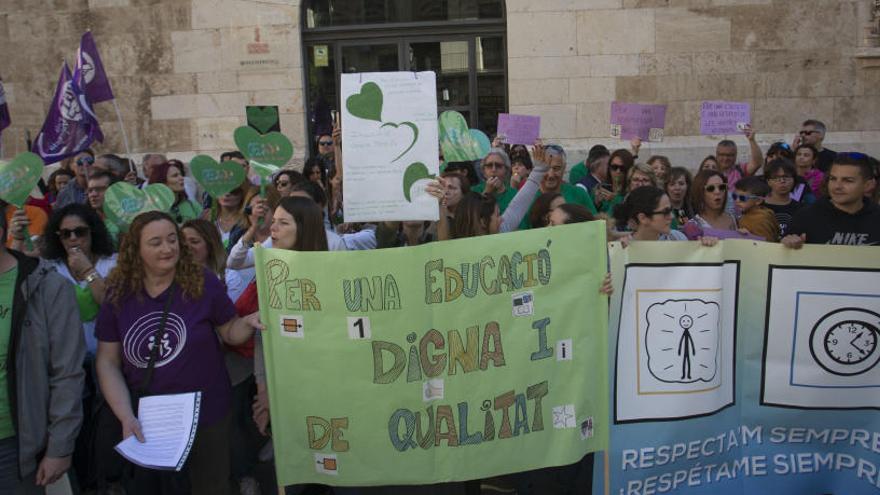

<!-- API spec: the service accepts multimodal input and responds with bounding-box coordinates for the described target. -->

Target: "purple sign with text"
[496,113,540,146]
[609,102,666,141]
[700,100,751,135]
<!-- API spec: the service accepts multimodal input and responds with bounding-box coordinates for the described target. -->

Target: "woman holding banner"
[149,160,203,224]
[95,210,262,495]
[682,170,737,240]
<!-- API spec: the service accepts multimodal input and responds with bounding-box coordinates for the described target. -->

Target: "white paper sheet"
[115,392,201,471]
[341,71,440,222]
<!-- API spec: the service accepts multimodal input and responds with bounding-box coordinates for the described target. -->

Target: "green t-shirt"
[600,193,625,215]
[519,183,598,229]
[0,266,18,440]
[568,161,588,185]
[471,182,517,213]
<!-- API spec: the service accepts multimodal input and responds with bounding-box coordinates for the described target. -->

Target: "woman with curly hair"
[95,211,261,495]
[41,204,116,356]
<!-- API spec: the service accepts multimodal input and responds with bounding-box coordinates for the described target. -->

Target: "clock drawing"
[645,299,721,384]
[809,307,880,377]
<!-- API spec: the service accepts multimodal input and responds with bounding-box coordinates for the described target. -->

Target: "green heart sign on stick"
[346,82,383,122]
[246,106,280,134]
[103,182,174,231]
[0,152,44,208]
[439,111,491,162]
[234,126,294,168]
[190,155,247,199]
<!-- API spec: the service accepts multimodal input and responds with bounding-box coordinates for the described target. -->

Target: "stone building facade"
[1,0,879,169]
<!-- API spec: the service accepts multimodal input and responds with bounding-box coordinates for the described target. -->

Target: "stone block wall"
[2,0,879,172]
[507,0,880,168]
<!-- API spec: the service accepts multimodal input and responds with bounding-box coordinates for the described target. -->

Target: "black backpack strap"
[138,286,177,396]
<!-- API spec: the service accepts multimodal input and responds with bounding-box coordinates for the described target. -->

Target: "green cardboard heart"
[246,106,279,134]
[190,155,247,199]
[438,111,490,162]
[402,162,435,202]
[144,184,175,212]
[0,152,44,207]
[346,82,383,122]
[103,183,175,230]
[234,126,294,168]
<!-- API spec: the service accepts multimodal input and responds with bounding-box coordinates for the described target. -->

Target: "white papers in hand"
[115,392,201,471]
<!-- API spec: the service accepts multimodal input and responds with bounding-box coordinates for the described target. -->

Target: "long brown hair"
[106,211,204,305]
[690,170,727,215]
[181,219,226,279]
[451,192,497,239]
[277,196,328,251]
[242,186,281,230]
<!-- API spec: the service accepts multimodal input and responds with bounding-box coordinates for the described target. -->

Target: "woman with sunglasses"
[148,160,203,224]
[682,170,737,240]
[273,169,303,198]
[596,149,634,214]
[42,204,117,357]
[95,211,262,495]
[210,183,249,252]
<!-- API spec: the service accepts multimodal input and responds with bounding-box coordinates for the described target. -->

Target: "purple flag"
[0,77,10,135]
[32,63,104,164]
[75,31,114,103]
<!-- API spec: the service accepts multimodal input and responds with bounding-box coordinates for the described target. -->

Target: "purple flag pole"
[0,76,11,159]
[77,30,133,170]
[32,62,104,164]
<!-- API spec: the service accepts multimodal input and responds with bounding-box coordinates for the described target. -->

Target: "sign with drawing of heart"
[341,72,440,222]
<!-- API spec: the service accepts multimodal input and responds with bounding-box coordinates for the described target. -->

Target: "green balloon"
[0,152,43,208]
[234,126,294,168]
[190,155,247,199]
[345,82,383,122]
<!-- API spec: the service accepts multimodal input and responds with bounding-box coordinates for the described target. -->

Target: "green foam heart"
[246,106,279,134]
[0,152,44,208]
[190,155,247,199]
[402,162,435,202]
[234,126,294,168]
[439,111,490,162]
[103,182,175,230]
[346,82,383,122]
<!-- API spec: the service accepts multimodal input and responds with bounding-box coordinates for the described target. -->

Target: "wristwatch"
[84,271,101,284]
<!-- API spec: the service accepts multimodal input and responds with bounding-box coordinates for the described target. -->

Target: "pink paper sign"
[496,113,541,146]
[702,227,765,241]
[609,102,667,141]
[700,101,751,135]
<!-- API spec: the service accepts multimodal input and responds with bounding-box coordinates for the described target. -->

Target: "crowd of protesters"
[0,116,878,495]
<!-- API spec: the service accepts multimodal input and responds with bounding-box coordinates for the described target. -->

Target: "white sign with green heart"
[340,72,440,222]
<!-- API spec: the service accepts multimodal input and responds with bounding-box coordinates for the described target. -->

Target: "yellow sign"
[314,45,329,67]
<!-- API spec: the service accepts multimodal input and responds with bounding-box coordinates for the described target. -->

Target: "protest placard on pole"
[256,222,610,486]
[341,72,440,222]
[609,102,666,142]
[700,101,751,136]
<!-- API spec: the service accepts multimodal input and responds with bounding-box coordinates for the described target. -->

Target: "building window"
[302,0,507,154]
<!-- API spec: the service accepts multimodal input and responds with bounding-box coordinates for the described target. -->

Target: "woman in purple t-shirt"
[95,210,261,495]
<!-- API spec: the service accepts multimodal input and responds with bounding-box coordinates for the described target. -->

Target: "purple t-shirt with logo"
[96,270,236,425]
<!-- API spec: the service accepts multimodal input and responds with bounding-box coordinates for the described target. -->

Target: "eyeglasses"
[318,141,333,146]
[87,185,108,194]
[484,161,506,169]
[732,193,760,202]
[77,156,94,166]
[276,180,291,188]
[651,208,673,217]
[767,175,793,182]
[57,226,90,239]
[704,184,727,193]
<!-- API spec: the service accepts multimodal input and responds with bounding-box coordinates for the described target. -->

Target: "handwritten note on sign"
[497,113,540,146]
[700,101,750,135]
[610,102,667,142]
[341,72,440,222]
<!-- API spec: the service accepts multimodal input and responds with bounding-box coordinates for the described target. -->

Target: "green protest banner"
[255,222,610,486]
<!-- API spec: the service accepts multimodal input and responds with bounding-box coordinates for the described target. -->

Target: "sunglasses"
[77,156,95,166]
[318,141,334,146]
[650,207,673,217]
[58,226,90,239]
[610,165,626,172]
[732,193,760,202]
[705,184,727,193]
[276,180,291,187]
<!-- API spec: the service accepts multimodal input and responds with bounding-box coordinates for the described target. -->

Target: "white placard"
[341,71,440,222]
